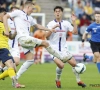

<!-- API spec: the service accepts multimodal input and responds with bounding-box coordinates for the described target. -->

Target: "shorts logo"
[8,54,11,56]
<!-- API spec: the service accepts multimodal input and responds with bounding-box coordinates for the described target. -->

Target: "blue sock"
[85,54,90,59]
[89,56,93,61]
[96,62,100,73]
[85,55,93,61]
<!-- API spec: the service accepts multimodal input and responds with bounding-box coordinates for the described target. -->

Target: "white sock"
[46,46,62,60]
[16,60,34,79]
[56,67,62,81]
[72,67,81,82]
[3,66,8,71]
[0,66,3,71]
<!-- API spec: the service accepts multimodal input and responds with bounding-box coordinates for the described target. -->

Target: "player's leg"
[59,49,86,88]
[34,47,40,64]
[67,57,86,88]
[16,48,34,80]
[37,47,43,64]
[83,53,93,62]
[0,49,24,88]
[90,41,100,73]
[93,52,100,73]
[0,47,20,72]
[54,58,64,88]
[18,36,63,60]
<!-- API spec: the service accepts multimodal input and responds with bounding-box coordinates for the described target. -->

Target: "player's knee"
[58,63,64,69]
[15,62,20,66]
[68,57,77,67]
[60,64,64,69]
[41,40,49,47]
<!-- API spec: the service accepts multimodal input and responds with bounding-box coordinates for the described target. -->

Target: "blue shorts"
[0,48,14,64]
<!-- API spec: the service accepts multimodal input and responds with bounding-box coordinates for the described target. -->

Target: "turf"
[0,63,100,90]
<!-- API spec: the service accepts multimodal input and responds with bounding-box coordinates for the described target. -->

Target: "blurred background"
[1,0,98,63]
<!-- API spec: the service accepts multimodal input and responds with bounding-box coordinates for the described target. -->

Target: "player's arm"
[34,24,55,32]
[3,14,11,36]
[45,24,59,38]
[82,26,91,47]
[3,14,17,39]
[71,14,78,34]
[82,32,88,47]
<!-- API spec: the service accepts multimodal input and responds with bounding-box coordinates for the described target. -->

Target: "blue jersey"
[86,22,100,42]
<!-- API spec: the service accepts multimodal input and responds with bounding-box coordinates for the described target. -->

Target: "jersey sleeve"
[66,21,73,32]
[85,25,92,33]
[30,17,37,26]
[8,10,20,18]
[47,22,53,29]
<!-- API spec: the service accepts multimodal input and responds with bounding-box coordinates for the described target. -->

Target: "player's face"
[54,9,63,19]
[28,5,34,15]
[95,14,100,23]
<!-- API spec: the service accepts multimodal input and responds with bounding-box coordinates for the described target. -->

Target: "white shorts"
[23,47,34,54]
[9,38,20,58]
[18,36,42,49]
[9,47,20,58]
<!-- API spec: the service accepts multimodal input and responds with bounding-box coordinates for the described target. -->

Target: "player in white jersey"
[3,1,68,83]
[46,6,86,88]
[8,7,20,67]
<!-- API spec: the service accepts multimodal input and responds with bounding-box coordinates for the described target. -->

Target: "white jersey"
[8,18,18,49]
[8,10,37,39]
[8,18,20,58]
[47,20,73,51]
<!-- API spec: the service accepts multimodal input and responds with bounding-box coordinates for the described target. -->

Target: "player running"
[0,7,24,88]
[82,11,100,73]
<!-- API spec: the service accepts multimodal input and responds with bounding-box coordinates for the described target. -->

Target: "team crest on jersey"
[92,28,97,32]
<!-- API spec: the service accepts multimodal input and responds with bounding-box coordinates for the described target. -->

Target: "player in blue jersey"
[82,11,100,73]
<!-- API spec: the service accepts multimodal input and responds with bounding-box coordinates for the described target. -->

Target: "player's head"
[24,1,35,15]
[54,6,63,19]
[10,6,19,12]
[0,8,6,21]
[94,11,100,23]
[0,7,6,18]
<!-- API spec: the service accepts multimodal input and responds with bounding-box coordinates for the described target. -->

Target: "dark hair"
[10,6,19,11]
[24,1,35,6]
[54,6,63,12]
[95,11,100,14]
[0,8,6,13]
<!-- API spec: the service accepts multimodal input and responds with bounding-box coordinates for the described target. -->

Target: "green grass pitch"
[0,63,100,90]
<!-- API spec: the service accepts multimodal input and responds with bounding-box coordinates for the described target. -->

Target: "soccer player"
[46,6,86,88]
[82,11,100,73]
[33,30,46,64]
[0,7,20,73]
[0,7,24,88]
[3,1,67,81]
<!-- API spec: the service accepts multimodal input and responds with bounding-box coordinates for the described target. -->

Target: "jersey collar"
[54,19,63,22]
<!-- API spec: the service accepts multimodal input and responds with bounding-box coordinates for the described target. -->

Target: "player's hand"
[71,13,76,22]
[9,31,17,40]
